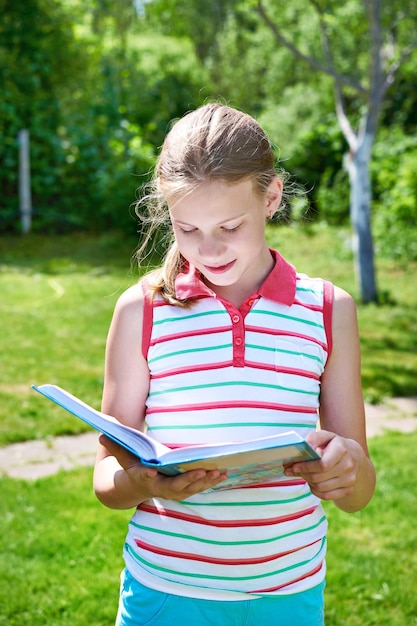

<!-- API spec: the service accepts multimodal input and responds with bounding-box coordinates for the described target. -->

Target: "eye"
[178,226,197,234]
[222,224,241,233]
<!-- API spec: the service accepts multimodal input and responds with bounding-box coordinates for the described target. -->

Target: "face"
[168,178,282,303]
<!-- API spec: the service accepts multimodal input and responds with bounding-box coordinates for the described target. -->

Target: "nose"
[198,233,226,259]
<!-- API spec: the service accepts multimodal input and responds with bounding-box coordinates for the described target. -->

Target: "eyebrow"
[174,214,245,228]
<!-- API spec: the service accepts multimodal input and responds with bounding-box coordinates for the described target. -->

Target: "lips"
[204,260,236,274]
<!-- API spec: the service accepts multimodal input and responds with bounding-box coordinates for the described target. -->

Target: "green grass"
[1,226,417,624]
[324,431,417,625]
[0,232,140,444]
[0,468,127,626]
[1,431,416,625]
[1,225,416,445]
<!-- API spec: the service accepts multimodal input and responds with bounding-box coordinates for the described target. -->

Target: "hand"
[100,435,228,501]
[284,430,365,503]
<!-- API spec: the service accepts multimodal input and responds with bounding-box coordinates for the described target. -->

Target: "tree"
[0,0,210,234]
[256,0,417,303]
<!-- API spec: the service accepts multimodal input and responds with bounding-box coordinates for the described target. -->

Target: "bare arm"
[93,284,225,510]
[285,286,376,512]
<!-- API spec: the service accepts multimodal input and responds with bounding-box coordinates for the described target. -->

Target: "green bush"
[0,4,210,235]
[371,128,417,261]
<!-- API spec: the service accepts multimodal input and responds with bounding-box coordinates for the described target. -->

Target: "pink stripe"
[150,326,230,346]
[293,299,323,312]
[251,561,324,593]
[134,538,321,566]
[245,360,320,380]
[323,280,334,357]
[242,478,307,489]
[151,360,319,381]
[146,400,317,415]
[151,361,233,380]
[141,282,154,360]
[138,503,318,528]
[247,326,328,352]
[153,299,172,309]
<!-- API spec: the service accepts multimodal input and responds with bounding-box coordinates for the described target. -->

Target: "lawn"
[1,225,417,625]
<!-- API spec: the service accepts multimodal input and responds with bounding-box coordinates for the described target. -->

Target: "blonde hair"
[135,103,287,305]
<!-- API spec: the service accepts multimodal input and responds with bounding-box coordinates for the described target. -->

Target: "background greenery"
[1,0,417,262]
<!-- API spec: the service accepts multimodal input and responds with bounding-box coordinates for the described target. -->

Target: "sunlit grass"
[324,431,417,625]
[0,468,127,626]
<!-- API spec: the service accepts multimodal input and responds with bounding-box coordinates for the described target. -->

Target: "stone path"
[1,397,417,480]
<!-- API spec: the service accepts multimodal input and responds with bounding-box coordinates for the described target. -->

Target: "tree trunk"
[345,136,378,303]
[18,129,32,235]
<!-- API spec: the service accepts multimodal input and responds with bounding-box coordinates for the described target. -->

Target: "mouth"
[203,260,236,274]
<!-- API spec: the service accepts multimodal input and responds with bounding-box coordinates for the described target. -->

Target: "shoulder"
[109,282,148,337]
[114,281,146,312]
[324,285,360,371]
[332,285,358,331]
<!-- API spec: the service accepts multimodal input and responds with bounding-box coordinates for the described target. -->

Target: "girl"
[93,103,376,625]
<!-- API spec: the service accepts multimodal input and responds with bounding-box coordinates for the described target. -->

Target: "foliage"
[0,0,209,235]
[371,127,417,262]
[142,0,243,62]
[0,0,84,227]
[1,0,417,262]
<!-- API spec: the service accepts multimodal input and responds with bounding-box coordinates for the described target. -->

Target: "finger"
[157,469,228,500]
[309,479,355,502]
[170,469,226,492]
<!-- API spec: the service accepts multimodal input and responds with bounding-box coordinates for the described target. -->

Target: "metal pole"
[18,129,32,234]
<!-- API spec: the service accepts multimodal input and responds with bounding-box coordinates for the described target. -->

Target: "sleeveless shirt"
[123,249,333,600]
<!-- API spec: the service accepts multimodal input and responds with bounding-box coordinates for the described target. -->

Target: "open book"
[32,384,320,491]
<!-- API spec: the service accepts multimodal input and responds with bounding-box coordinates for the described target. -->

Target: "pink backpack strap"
[323,280,334,358]
[141,280,154,360]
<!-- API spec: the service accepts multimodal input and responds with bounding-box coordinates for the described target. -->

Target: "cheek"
[174,232,195,257]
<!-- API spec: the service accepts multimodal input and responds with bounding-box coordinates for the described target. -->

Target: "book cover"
[33,384,320,490]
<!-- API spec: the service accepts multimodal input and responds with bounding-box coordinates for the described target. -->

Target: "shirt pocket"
[274,338,325,381]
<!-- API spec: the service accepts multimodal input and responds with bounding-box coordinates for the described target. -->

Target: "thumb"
[306,429,336,456]
[99,434,158,478]
[99,434,142,469]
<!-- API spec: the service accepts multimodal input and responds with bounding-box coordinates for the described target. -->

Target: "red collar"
[174,249,296,306]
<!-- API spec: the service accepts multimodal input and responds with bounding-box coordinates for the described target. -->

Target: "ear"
[265,177,283,218]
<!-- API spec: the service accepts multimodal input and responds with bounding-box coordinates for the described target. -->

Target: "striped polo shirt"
[123,249,333,600]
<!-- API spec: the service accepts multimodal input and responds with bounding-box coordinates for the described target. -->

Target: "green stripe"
[149,380,317,398]
[246,343,323,364]
[148,421,317,431]
[179,492,312,507]
[254,309,323,329]
[149,343,232,365]
[296,286,323,295]
[130,515,327,547]
[154,310,227,325]
[150,342,323,366]
[125,537,326,582]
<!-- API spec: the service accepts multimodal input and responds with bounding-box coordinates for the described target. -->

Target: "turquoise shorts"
[115,568,325,626]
